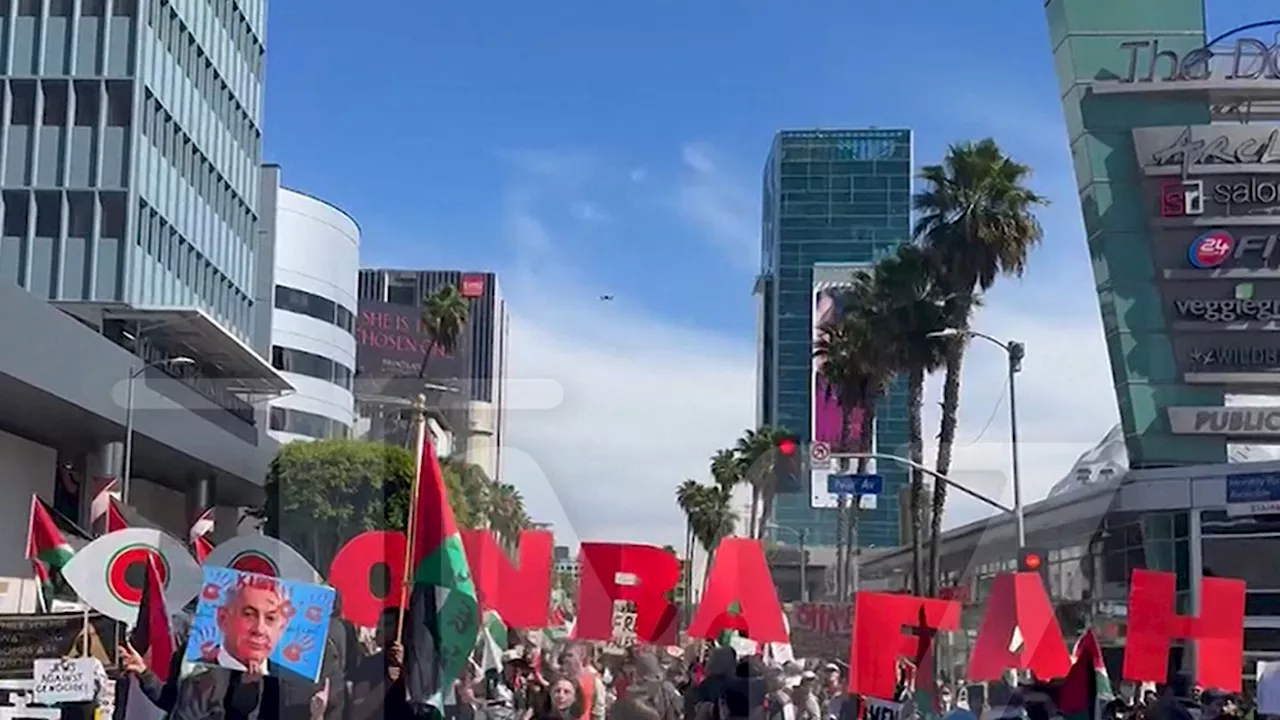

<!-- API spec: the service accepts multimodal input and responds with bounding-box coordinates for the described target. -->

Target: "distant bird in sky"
[600,294,614,301]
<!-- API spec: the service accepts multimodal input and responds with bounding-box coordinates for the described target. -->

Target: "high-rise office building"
[0,0,282,563]
[357,269,509,481]
[257,166,359,443]
[756,129,913,548]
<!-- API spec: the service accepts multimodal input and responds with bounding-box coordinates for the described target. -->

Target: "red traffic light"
[776,438,798,456]
[1022,553,1042,570]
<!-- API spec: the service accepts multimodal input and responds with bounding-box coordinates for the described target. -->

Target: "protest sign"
[0,612,119,678]
[32,657,97,704]
[185,566,335,684]
[865,698,903,720]
[603,600,638,655]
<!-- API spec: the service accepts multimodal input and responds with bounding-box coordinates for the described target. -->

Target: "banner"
[185,567,335,684]
[0,612,120,678]
[787,602,852,659]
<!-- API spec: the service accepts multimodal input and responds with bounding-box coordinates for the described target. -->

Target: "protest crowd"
[10,435,1272,720]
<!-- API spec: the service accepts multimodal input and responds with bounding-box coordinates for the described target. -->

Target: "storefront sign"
[1189,345,1280,370]
[1134,126,1280,175]
[1149,228,1280,277]
[1174,332,1280,386]
[1225,472,1280,516]
[1162,178,1280,218]
[1173,295,1280,322]
[1116,36,1280,84]
[1168,406,1280,435]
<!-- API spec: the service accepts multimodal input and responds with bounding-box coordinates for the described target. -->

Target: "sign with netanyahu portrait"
[184,567,335,684]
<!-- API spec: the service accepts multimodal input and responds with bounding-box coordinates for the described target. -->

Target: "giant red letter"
[687,538,788,643]
[849,592,960,701]
[329,530,406,627]
[461,529,553,629]
[574,543,678,645]
[968,572,1071,681]
[1123,569,1246,691]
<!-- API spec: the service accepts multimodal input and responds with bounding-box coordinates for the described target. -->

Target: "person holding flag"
[403,394,480,718]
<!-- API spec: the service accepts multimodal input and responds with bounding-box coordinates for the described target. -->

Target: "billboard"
[1134,125,1280,396]
[809,264,877,501]
[354,300,470,400]
[812,269,870,452]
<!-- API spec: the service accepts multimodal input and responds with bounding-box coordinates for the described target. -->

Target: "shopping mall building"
[861,2,1280,691]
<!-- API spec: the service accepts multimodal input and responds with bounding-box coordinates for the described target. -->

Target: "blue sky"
[258,0,1275,546]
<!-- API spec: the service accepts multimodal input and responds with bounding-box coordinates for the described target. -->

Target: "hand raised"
[118,643,146,675]
[310,678,330,720]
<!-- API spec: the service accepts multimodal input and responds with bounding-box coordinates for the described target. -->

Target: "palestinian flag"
[1057,629,1113,720]
[477,610,508,673]
[25,496,87,597]
[106,498,129,533]
[404,434,479,712]
[130,554,175,683]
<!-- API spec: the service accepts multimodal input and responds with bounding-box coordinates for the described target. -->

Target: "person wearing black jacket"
[116,612,194,717]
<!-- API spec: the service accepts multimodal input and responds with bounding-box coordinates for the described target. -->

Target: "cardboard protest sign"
[32,657,98,704]
[185,567,335,684]
[0,612,119,678]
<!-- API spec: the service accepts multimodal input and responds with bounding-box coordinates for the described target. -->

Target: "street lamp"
[927,327,1026,549]
[765,523,809,602]
[122,356,196,503]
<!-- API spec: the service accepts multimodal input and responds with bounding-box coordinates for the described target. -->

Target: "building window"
[271,345,353,391]
[268,407,349,440]
[273,284,355,334]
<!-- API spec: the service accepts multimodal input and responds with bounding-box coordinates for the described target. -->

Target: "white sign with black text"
[1168,406,1280,436]
[32,657,97,705]
[866,698,903,720]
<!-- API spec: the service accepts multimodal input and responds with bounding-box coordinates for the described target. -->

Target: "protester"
[686,646,738,720]
[560,646,606,720]
[617,651,682,720]
[117,611,193,716]
[525,676,586,720]
[791,672,822,720]
[347,607,411,720]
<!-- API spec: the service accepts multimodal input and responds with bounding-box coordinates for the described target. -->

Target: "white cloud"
[676,142,758,269]
[569,201,610,223]
[629,168,648,183]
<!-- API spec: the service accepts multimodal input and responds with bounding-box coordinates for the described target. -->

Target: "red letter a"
[968,572,1071,681]
[1124,569,1245,691]
[574,543,678,646]
[461,529,553,629]
[687,538,787,643]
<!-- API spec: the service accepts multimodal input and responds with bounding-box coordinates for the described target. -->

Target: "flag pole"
[397,393,429,642]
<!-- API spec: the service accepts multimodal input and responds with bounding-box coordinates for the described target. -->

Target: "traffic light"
[1018,547,1050,592]
[774,435,802,493]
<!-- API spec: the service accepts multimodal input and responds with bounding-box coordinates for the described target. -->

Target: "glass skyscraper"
[756,128,913,548]
[0,0,266,344]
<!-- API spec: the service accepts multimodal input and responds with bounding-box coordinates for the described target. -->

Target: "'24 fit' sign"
[1152,229,1280,277]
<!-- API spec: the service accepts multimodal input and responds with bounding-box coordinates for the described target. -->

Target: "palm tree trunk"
[749,489,760,540]
[847,401,877,599]
[757,493,775,542]
[908,367,926,596]
[929,338,967,596]
[416,340,434,379]
[683,521,694,609]
[834,409,853,600]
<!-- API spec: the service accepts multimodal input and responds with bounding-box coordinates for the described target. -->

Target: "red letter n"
[461,529,552,629]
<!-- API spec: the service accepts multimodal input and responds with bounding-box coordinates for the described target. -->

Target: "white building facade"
[259,167,360,443]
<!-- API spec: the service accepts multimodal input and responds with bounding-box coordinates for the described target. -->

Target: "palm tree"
[813,273,891,600]
[869,245,950,595]
[488,482,530,550]
[675,479,701,607]
[417,284,470,379]
[914,138,1047,595]
[732,426,789,539]
[676,479,737,589]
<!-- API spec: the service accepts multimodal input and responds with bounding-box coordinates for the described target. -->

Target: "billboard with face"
[812,271,870,452]
[1134,124,1280,392]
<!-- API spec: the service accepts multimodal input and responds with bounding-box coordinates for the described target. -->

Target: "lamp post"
[926,328,1026,549]
[122,356,195,504]
[765,523,808,602]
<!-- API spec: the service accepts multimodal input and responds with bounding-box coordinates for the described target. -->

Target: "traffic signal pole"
[836,452,1022,542]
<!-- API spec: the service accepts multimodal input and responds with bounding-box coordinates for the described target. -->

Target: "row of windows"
[268,406,349,441]
[778,160,911,177]
[782,190,909,206]
[137,201,249,336]
[780,203,910,218]
[2,79,131,190]
[271,345,353,391]
[0,189,122,300]
[199,0,265,80]
[778,174,911,192]
[149,0,260,165]
[778,143,910,162]
[777,217,912,234]
[7,0,134,16]
[274,285,354,333]
[141,91,254,270]
[2,0,135,77]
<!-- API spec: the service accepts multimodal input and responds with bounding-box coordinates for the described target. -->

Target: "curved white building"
[259,167,360,442]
